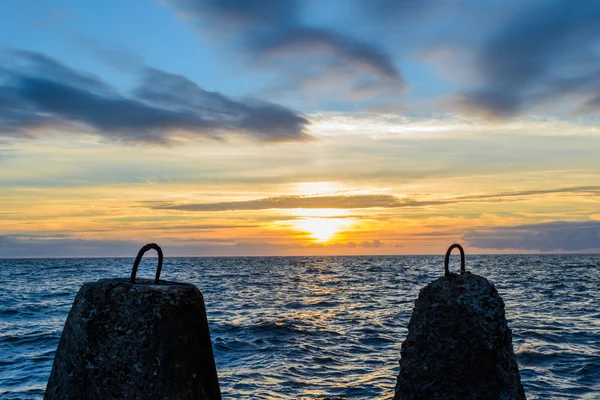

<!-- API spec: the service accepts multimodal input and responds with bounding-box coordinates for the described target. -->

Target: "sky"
[1,0,599,257]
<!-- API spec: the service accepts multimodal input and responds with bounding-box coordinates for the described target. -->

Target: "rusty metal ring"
[444,243,465,277]
[130,243,163,284]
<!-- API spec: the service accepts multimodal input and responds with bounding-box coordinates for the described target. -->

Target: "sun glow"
[295,217,352,242]
[294,182,342,195]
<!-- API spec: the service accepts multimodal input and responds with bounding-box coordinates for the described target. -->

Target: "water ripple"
[0,255,599,399]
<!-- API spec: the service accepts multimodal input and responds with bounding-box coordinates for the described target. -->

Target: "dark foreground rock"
[394,272,525,400]
[45,278,221,400]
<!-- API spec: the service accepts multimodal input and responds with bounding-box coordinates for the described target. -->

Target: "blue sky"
[1,0,599,256]
[3,0,599,119]
[0,0,509,113]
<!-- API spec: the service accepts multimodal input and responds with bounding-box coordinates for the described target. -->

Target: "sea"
[1,255,599,399]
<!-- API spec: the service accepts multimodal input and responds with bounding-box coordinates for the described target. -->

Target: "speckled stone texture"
[394,272,525,400]
[44,278,221,400]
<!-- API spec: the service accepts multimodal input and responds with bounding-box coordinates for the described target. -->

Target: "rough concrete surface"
[394,272,526,400]
[45,278,221,400]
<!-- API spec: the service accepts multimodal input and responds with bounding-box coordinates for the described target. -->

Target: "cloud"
[0,235,387,257]
[254,27,400,81]
[0,235,145,258]
[0,234,271,257]
[463,221,600,252]
[359,239,384,248]
[0,50,310,143]
[163,1,600,115]
[455,0,600,117]
[301,240,384,249]
[452,186,600,202]
[167,0,404,100]
[132,224,259,231]
[150,186,600,211]
[151,194,433,211]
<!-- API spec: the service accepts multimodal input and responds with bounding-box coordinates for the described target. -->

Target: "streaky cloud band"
[0,50,310,144]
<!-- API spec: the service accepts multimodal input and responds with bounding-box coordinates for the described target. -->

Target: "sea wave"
[1,255,599,399]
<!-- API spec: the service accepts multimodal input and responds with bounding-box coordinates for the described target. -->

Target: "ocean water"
[1,255,599,399]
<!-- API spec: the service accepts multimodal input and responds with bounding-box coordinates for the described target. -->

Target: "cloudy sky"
[1,0,599,257]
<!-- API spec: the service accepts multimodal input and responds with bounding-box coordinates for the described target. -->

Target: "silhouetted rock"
[394,272,525,400]
[44,278,221,400]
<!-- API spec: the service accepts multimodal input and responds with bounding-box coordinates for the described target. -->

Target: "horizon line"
[2,252,599,260]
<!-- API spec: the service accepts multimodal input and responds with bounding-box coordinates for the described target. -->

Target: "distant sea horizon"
[2,251,600,259]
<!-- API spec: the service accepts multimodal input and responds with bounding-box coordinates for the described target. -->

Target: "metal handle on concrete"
[444,244,465,277]
[130,243,163,284]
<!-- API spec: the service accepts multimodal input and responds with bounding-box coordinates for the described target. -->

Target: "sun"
[289,207,354,243]
[296,217,351,242]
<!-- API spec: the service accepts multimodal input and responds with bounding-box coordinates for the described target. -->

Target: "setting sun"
[295,217,352,242]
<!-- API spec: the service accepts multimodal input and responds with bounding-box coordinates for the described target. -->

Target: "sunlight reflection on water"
[1,255,599,399]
